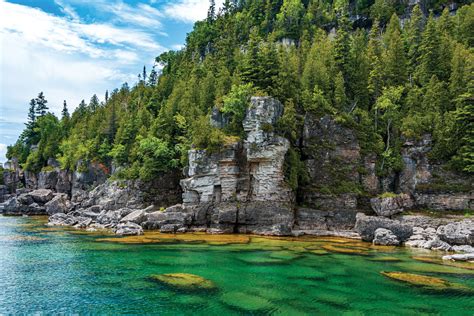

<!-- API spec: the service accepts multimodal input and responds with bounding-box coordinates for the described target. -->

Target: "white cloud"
[0,0,169,162]
[0,1,164,58]
[164,0,223,23]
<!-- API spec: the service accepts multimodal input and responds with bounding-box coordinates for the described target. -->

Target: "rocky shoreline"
[1,97,473,262]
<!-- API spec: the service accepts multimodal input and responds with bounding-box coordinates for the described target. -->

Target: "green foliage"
[284,147,309,191]
[6,1,473,186]
[221,83,254,135]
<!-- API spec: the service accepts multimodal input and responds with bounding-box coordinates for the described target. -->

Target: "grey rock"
[452,245,474,253]
[442,253,474,261]
[120,209,147,224]
[115,222,143,236]
[373,228,400,246]
[354,213,413,242]
[28,189,54,204]
[370,193,414,217]
[437,220,474,246]
[48,213,78,226]
[160,224,181,233]
[38,170,58,190]
[45,194,72,215]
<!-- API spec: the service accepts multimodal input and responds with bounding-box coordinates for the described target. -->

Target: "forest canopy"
[6,0,474,186]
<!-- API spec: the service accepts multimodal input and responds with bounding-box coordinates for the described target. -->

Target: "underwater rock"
[373,228,400,246]
[220,292,272,311]
[150,273,215,290]
[115,221,143,236]
[381,271,469,290]
[322,244,369,255]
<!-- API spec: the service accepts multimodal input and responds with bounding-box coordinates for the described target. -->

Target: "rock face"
[1,189,57,215]
[370,193,414,217]
[301,114,361,210]
[373,228,400,246]
[178,97,294,235]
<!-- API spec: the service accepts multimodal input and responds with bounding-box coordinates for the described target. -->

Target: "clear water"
[1,215,473,315]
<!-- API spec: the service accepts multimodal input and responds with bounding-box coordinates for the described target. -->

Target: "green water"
[1,216,473,315]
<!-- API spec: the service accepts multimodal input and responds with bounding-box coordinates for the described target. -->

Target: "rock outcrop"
[370,193,414,217]
[373,228,400,246]
[178,97,294,235]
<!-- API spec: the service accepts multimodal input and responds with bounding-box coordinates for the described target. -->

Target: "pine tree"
[334,12,351,80]
[148,65,158,86]
[417,14,443,84]
[207,0,216,22]
[22,99,37,141]
[35,92,49,117]
[404,5,424,75]
[367,20,383,102]
[142,66,147,84]
[89,94,100,111]
[382,14,407,87]
[61,100,70,119]
[275,0,304,39]
[105,90,109,103]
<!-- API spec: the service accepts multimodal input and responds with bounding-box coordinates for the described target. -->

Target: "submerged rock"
[150,273,215,290]
[381,271,469,290]
[115,222,143,236]
[220,292,271,311]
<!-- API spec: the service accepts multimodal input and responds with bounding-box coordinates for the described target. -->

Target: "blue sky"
[0,0,221,162]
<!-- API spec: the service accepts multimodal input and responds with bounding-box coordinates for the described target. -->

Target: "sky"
[0,0,221,163]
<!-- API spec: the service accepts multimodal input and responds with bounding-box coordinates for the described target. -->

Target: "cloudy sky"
[0,0,219,162]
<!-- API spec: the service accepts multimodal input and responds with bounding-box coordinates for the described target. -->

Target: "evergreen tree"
[367,20,383,102]
[142,66,147,84]
[404,5,424,75]
[382,14,407,87]
[207,0,216,22]
[148,65,158,86]
[35,92,48,117]
[275,0,304,39]
[61,100,70,120]
[417,14,443,84]
[105,90,109,103]
[89,94,100,111]
[334,13,352,80]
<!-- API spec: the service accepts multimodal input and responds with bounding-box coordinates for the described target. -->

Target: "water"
[1,216,473,315]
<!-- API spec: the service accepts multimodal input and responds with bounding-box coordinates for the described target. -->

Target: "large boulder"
[120,206,152,225]
[354,213,413,242]
[437,220,474,246]
[45,194,73,215]
[370,193,414,217]
[28,189,54,204]
[115,222,143,236]
[373,228,400,246]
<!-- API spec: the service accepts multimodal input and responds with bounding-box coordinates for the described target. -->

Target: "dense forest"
[6,0,474,193]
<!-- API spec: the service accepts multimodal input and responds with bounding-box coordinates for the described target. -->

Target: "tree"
[61,100,70,120]
[417,14,443,84]
[375,86,404,173]
[148,65,158,86]
[207,0,216,22]
[404,5,424,75]
[382,14,407,87]
[22,99,37,144]
[275,0,304,39]
[142,66,147,84]
[367,20,383,103]
[334,12,352,79]
[35,92,48,117]
[333,71,347,111]
[89,94,100,111]
[105,90,109,103]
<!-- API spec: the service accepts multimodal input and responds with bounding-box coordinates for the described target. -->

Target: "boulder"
[115,222,143,236]
[28,189,54,204]
[373,228,400,246]
[45,194,72,215]
[452,245,474,253]
[354,213,413,242]
[96,210,122,225]
[370,193,414,217]
[437,220,474,246]
[120,209,147,224]
[48,213,78,226]
[442,253,474,261]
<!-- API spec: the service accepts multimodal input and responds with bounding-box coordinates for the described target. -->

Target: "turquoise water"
[0,215,473,315]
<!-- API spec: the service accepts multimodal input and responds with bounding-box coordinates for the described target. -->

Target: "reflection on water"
[0,215,473,315]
